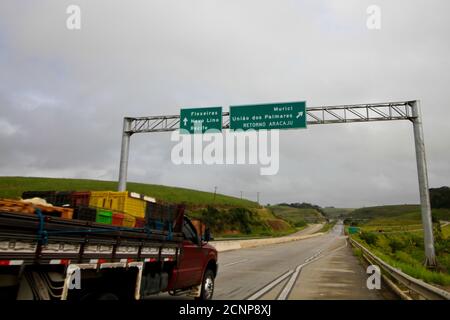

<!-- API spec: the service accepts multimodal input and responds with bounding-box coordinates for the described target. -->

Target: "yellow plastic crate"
[89,191,110,209]
[107,192,146,218]
[88,191,151,219]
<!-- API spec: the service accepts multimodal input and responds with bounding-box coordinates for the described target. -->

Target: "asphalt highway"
[214,224,347,299]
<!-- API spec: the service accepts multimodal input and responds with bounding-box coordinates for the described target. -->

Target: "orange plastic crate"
[112,212,125,226]
[122,215,136,228]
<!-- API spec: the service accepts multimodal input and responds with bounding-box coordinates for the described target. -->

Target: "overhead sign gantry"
[117,100,436,267]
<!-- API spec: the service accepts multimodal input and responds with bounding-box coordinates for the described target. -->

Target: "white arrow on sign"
[296,112,304,119]
[183,117,188,126]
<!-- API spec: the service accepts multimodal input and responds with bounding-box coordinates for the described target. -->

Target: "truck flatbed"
[0,210,182,266]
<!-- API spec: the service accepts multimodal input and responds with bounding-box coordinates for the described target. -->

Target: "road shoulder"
[287,236,394,300]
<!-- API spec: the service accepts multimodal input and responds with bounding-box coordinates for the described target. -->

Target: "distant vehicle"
[0,192,218,300]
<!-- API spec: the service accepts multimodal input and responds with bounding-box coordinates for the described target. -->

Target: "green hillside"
[322,207,355,218]
[346,204,450,227]
[269,205,326,227]
[0,176,259,209]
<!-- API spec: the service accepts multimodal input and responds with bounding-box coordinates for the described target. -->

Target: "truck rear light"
[0,260,24,266]
[49,259,70,265]
[89,258,108,264]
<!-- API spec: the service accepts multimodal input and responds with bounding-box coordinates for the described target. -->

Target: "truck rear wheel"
[79,292,119,301]
[196,269,215,300]
[97,292,119,300]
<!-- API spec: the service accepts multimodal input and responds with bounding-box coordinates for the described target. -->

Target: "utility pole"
[411,100,436,267]
[240,191,243,200]
[213,186,217,201]
[257,192,260,204]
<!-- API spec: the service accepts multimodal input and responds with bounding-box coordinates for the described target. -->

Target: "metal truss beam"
[124,101,415,134]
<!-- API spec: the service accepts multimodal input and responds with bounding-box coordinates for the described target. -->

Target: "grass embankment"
[0,176,294,238]
[346,205,450,286]
[191,206,295,238]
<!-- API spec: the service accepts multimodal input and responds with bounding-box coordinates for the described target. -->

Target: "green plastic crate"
[96,209,113,224]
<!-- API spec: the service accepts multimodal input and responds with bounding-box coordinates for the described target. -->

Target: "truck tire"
[79,292,119,301]
[97,292,119,300]
[196,269,215,300]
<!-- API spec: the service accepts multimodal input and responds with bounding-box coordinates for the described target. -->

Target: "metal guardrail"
[349,237,450,300]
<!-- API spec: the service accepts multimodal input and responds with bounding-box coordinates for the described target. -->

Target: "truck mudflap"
[60,261,145,300]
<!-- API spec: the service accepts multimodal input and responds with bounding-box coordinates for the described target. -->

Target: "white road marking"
[277,242,349,300]
[246,270,294,300]
[222,259,249,267]
[277,265,302,300]
[246,238,350,301]
[277,251,323,300]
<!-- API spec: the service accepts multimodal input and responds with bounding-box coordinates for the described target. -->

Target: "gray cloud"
[0,0,449,207]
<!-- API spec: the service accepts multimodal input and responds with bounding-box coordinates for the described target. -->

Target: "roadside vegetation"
[353,230,450,286]
[345,197,450,287]
[443,224,450,238]
[189,206,295,238]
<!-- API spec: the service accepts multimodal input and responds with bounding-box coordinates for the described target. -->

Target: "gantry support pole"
[411,100,436,267]
[118,118,132,192]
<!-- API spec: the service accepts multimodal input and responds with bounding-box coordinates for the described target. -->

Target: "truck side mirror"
[203,228,211,242]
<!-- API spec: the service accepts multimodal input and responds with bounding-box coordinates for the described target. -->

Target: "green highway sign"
[229,101,307,131]
[180,106,222,134]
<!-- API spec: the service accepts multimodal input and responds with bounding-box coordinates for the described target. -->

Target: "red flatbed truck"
[0,203,218,300]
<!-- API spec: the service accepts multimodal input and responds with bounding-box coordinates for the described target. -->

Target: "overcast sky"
[0,0,449,207]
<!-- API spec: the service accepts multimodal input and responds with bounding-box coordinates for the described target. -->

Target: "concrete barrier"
[210,232,324,252]
[209,240,242,252]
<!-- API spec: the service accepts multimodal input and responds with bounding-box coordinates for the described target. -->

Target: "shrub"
[388,237,406,253]
[200,206,225,233]
[227,207,258,234]
[360,231,378,246]
[294,220,307,228]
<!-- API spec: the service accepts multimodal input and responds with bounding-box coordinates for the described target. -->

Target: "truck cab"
[168,217,218,299]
